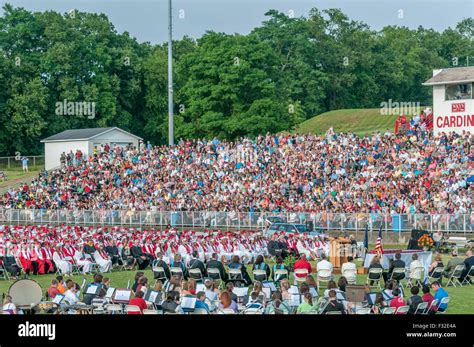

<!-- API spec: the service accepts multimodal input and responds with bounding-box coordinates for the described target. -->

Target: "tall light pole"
[168,0,174,146]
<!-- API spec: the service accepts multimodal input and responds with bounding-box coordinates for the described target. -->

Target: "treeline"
[0,4,472,154]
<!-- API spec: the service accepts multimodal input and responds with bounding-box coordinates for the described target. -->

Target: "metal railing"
[0,209,472,235]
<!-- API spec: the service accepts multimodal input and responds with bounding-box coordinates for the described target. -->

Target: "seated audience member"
[341,256,357,283]
[132,272,145,293]
[407,286,423,314]
[2,295,17,314]
[252,255,271,282]
[323,280,344,298]
[56,276,66,294]
[189,250,207,279]
[389,288,406,313]
[225,282,239,303]
[64,281,80,304]
[372,293,389,314]
[218,291,238,313]
[381,280,395,301]
[316,253,334,281]
[409,253,424,285]
[279,279,291,301]
[228,255,252,286]
[206,252,228,281]
[338,276,348,292]
[91,288,110,309]
[293,254,312,280]
[135,276,149,295]
[83,273,104,305]
[170,254,188,280]
[153,252,171,281]
[368,255,383,285]
[428,254,444,283]
[431,281,449,312]
[272,256,289,282]
[421,285,436,314]
[265,291,291,314]
[195,291,210,312]
[245,291,265,310]
[47,279,61,299]
[164,275,181,293]
[128,290,148,314]
[252,281,267,305]
[204,279,219,301]
[305,275,318,294]
[297,292,317,313]
[443,250,464,278]
[460,250,474,283]
[385,252,405,282]
[161,291,180,313]
[322,290,345,314]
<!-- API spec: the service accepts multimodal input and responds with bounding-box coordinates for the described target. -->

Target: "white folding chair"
[414,302,428,315]
[389,268,406,285]
[381,307,396,314]
[317,269,333,289]
[423,299,438,314]
[105,304,123,315]
[143,309,159,315]
[294,268,309,285]
[242,308,264,315]
[366,268,383,290]
[193,308,209,315]
[406,267,424,288]
[355,307,372,315]
[427,267,444,285]
[152,263,168,282]
[395,305,410,314]
[252,269,267,282]
[0,263,10,280]
[188,268,204,282]
[218,308,236,314]
[437,297,450,314]
[125,305,142,314]
[228,268,244,284]
[325,311,341,315]
[461,265,473,286]
[446,265,464,287]
[274,269,289,282]
[206,268,223,289]
[341,268,357,284]
[170,267,184,279]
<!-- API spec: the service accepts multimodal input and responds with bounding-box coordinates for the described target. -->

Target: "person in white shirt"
[341,256,357,284]
[73,244,93,274]
[409,253,424,285]
[316,253,334,281]
[64,281,80,305]
[2,295,17,314]
[93,246,112,273]
[52,246,72,276]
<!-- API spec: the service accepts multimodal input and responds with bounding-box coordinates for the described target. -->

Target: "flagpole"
[168,0,174,146]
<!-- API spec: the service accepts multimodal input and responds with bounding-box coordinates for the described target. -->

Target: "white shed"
[41,127,143,170]
[423,66,474,135]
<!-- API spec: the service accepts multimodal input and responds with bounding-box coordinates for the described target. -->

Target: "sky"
[1,0,473,44]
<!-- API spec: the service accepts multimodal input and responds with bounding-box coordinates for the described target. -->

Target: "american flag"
[375,225,383,254]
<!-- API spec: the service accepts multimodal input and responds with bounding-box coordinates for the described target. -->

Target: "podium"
[329,237,351,272]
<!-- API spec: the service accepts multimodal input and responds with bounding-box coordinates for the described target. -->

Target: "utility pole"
[168,0,174,146]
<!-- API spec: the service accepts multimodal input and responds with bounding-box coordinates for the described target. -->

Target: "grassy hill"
[297,107,427,136]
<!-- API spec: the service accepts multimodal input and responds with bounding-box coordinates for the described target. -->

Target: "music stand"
[112,288,132,304]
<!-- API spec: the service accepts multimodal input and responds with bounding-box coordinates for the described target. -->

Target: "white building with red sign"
[422,66,474,135]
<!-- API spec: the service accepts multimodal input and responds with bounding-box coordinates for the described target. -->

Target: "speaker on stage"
[407,229,429,250]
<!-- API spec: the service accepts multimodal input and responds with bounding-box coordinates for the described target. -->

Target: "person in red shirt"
[390,288,406,314]
[128,291,148,314]
[293,254,313,279]
[421,285,436,314]
[47,279,61,299]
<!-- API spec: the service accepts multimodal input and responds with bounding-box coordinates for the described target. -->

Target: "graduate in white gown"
[93,246,112,273]
[53,246,72,275]
[73,244,93,274]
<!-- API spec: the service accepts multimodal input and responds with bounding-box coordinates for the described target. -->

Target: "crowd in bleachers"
[1,129,472,215]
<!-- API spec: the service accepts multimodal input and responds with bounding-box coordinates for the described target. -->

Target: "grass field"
[1,245,472,314]
[0,167,42,194]
[297,107,429,136]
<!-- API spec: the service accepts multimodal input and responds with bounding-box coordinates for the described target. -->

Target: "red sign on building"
[452,102,465,112]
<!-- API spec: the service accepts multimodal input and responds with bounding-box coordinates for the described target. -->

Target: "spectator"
[293,254,312,280]
[47,279,61,299]
[431,281,449,312]
[297,292,317,313]
[128,290,148,314]
[407,286,423,314]
[322,290,345,314]
[443,250,463,278]
[460,250,474,283]
[341,256,357,284]
[389,288,405,313]
[421,285,436,314]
